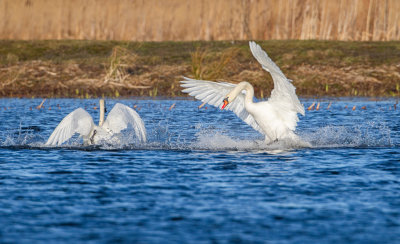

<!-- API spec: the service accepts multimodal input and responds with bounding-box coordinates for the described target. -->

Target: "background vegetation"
[1,1,399,98]
[1,0,400,41]
[1,40,399,98]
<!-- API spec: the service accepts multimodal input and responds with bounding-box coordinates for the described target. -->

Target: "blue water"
[0,98,399,243]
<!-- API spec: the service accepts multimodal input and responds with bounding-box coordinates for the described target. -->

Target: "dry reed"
[103,45,150,89]
[191,47,239,80]
[1,0,399,41]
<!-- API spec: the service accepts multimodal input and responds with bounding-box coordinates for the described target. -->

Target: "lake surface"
[0,98,399,243]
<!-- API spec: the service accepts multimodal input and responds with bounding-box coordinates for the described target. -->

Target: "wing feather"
[249,41,305,116]
[102,103,147,142]
[181,77,263,134]
[46,108,94,146]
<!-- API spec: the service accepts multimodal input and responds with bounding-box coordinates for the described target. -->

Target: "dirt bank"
[0,40,399,98]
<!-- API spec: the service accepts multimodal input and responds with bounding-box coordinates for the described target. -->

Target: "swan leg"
[89,130,97,145]
[264,135,276,145]
[265,139,279,146]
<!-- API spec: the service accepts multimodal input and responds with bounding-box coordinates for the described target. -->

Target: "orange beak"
[221,98,229,110]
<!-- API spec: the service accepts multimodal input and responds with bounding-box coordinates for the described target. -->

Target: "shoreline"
[1,40,399,98]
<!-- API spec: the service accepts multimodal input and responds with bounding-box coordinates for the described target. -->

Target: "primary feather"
[45,108,94,146]
[103,103,147,142]
[249,41,304,116]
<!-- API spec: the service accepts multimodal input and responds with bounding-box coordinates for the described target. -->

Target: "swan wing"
[181,77,263,133]
[102,103,147,142]
[249,41,305,116]
[46,108,94,146]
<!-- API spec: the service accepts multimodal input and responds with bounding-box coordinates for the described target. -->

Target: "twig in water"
[36,99,46,109]
[327,102,332,110]
[198,102,206,109]
[307,102,315,110]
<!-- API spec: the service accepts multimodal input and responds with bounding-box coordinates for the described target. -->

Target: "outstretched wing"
[102,103,147,142]
[249,41,305,116]
[180,77,263,133]
[46,108,94,146]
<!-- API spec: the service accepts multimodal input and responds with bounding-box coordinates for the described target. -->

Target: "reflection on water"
[0,98,399,243]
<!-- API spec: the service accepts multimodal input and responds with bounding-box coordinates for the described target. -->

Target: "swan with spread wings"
[181,41,305,144]
[46,99,146,146]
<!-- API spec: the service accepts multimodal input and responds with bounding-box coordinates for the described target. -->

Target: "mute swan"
[46,99,146,146]
[181,41,305,144]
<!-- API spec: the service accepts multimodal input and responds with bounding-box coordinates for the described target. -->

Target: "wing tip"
[180,76,195,86]
[249,40,257,46]
[249,41,261,54]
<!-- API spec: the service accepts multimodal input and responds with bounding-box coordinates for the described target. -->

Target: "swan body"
[46,100,146,146]
[181,41,305,143]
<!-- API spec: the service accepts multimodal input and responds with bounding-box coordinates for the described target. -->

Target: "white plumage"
[46,100,146,146]
[181,41,305,143]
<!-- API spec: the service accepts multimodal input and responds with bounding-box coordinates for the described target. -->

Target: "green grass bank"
[0,40,399,98]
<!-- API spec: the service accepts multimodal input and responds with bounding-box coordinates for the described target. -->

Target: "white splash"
[301,121,392,148]
[0,120,394,151]
[191,127,311,152]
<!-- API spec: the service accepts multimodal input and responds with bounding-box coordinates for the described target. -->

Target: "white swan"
[181,41,305,144]
[46,99,146,146]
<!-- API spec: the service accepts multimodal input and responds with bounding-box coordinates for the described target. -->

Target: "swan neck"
[230,82,254,105]
[99,99,105,126]
[243,82,254,105]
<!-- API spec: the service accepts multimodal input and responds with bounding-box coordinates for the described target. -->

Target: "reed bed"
[1,0,400,41]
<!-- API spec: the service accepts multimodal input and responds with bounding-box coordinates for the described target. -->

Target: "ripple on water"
[0,98,399,243]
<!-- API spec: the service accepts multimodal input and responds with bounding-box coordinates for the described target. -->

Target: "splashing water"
[0,99,397,150]
[301,121,392,148]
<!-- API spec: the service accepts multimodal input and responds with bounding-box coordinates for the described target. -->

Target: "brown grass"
[103,45,151,89]
[1,0,400,41]
[1,40,400,98]
[191,47,240,80]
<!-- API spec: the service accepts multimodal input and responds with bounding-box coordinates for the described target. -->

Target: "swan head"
[221,82,252,110]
